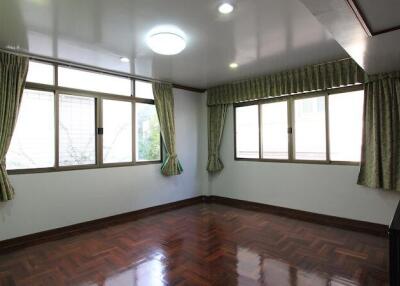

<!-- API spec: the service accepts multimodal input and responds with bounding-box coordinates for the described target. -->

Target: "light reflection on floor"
[236,246,360,286]
[103,252,165,286]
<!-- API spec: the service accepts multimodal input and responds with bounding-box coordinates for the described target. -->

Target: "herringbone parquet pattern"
[0,203,388,285]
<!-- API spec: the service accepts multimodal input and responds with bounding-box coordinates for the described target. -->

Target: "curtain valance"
[207,58,366,106]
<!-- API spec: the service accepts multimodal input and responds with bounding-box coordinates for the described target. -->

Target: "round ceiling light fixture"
[218,3,234,14]
[120,57,130,63]
[146,32,186,55]
[229,62,238,69]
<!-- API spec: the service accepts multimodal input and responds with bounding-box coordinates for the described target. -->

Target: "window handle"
[97,127,103,135]
[288,127,293,134]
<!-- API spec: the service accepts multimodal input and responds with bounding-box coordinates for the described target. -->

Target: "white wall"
[2,92,399,241]
[0,89,205,241]
[209,106,400,225]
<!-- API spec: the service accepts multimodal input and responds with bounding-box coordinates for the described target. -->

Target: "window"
[135,81,154,99]
[59,95,96,166]
[136,103,161,161]
[7,59,161,173]
[234,86,364,164]
[329,90,364,162]
[103,100,132,164]
[58,66,131,96]
[294,96,326,160]
[235,105,259,158]
[261,101,288,159]
[26,61,54,85]
[7,90,55,169]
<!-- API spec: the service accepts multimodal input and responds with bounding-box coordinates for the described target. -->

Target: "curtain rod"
[0,48,205,93]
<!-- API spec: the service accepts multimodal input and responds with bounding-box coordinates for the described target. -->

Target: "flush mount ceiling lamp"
[146,26,187,55]
[229,62,238,69]
[120,57,130,63]
[218,2,235,14]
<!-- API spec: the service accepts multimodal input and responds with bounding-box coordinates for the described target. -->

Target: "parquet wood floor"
[0,203,388,285]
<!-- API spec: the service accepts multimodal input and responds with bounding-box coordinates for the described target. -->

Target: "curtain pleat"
[0,52,29,201]
[357,73,400,191]
[153,82,183,176]
[207,58,366,105]
[207,104,228,173]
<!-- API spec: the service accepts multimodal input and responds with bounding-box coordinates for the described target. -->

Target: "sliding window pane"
[236,105,259,158]
[294,96,326,160]
[7,90,55,169]
[103,100,132,163]
[261,101,288,159]
[26,61,54,85]
[135,81,154,99]
[136,103,161,161]
[58,67,131,96]
[329,90,364,161]
[59,95,96,166]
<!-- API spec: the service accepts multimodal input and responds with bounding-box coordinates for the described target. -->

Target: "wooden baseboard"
[0,196,204,253]
[0,195,388,253]
[204,196,388,237]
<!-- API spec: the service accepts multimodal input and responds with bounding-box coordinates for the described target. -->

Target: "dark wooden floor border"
[0,195,389,253]
[204,196,389,237]
[0,196,204,253]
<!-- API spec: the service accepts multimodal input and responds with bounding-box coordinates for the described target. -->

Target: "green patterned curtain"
[358,72,400,191]
[0,52,29,201]
[207,58,366,105]
[153,82,183,176]
[207,104,228,173]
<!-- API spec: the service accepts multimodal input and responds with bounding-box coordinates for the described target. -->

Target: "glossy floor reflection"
[0,203,388,285]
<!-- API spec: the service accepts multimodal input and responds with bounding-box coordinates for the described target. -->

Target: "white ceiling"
[0,0,347,89]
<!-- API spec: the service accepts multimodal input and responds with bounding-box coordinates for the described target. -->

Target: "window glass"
[135,81,154,99]
[59,94,96,166]
[329,90,364,161]
[236,105,259,158]
[58,67,131,96]
[135,103,161,161]
[261,101,288,159]
[7,89,55,169]
[103,100,132,163]
[26,61,54,85]
[294,96,326,160]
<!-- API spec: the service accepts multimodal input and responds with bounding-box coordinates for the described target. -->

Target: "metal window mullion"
[131,78,137,164]
[325,93,331,163]
[132,100,136,164]
[54,62,58,88]
[97,97,103,167]
[258,103,263,159]
[131,78,135,98]
[54,91,60,169]
[233,106,238,159]
[288,98,295,160]
[54,63,59,169]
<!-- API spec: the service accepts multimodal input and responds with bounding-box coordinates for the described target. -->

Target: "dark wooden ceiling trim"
[345,0,373,36]
[172,83,206,93]
[371,25,400,37]
[345,0,400,37]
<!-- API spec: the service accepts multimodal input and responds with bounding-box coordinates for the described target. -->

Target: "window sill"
[234,157,360,166]
[7,160,163,175]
